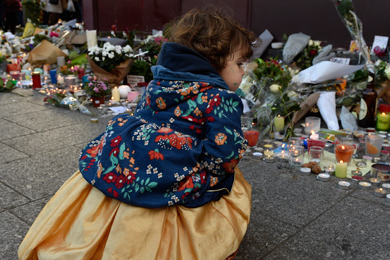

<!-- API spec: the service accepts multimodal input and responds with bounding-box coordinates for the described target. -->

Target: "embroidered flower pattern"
[79,79,247,208]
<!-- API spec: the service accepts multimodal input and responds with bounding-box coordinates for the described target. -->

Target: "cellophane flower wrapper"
[240,60,305,140]
[333,0,372,68]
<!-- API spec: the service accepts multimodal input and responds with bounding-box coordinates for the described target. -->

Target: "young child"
[19,7,258,260]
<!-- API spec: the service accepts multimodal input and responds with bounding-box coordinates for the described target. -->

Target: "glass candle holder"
[304,116,321,135]
[335,144,354,164]
[365,134,384,157]
[309,146,324,164]
[289,145,304,166]
[32,71,41,89]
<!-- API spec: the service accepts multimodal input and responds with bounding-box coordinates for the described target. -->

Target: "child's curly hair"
[167,7,260,71]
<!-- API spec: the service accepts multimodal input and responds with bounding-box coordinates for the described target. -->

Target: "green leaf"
[118,143,126,160]
[148,182,158,188]
[145,178,150,185]
[145,187,152,192]
[224,126,233,135]
[140,187,145,193]
[141,179,144,185]
[135,184,139,192]
[226,151,234,159]
[110,153,119,165]
[102,165,116,175]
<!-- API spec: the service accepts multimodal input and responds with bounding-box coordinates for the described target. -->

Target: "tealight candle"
[252,152,263,160]
[324,164,335,175]
[335,160,347,178]
[264,154,275,163]
[373,188,386,198]
[358,181,372,189]
[317,173,330,182]
[369,178,381,187]
[386,194,390,203]
[300,167,311,176]
[57,75,64,85]
[382,183,390,192]
[338,181,351,190]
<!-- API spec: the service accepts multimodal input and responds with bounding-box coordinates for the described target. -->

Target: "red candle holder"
[307,138,326,152]
[32,72,41,89]
[243,130,260,147]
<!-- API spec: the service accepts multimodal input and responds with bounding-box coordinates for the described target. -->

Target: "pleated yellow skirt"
[18,167,251,260]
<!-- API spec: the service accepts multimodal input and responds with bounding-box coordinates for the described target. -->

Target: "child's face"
[218,49,246,92]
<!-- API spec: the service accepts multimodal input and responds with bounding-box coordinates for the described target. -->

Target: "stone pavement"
[1,90,390,260]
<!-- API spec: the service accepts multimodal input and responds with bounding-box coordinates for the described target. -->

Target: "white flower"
[314,41,321,47]
[102,51,108,57]
[287,91,298,98]
[108,52,114,59]
[94,57,100,61]
[309,39,314,46]
[385,65,390,79]
[270,84,281,93]
[123,45,133,53]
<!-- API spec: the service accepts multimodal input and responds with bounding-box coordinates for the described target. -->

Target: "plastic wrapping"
[283,33,311,64]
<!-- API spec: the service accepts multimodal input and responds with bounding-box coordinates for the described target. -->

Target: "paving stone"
[0,143,29,164]
[0,182,30,211]
[3,107,96,132]
[2,123,107,156]
[238,159,353,228]
[0,100,47,117]
[0,146,81,200]
[262,196,390,260]
[0,211,30,260]
[10,197,50,225]
[0,118,36,140]
[0,93,25,105]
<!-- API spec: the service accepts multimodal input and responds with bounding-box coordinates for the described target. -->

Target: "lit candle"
[358,181,371,189]
[369,178,381,187]
[310,130,319,140]
[325,164,335,175]
[335,160,347,178]
[317,173,330,182]
[57,75,64,85]
[274,115,285,132]
[373,188,386,198]
[112,87,120,102]
[376,112,390,131]
[338,181,351,190]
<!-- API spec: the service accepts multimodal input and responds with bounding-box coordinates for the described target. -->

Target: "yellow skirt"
[18,168,251,260]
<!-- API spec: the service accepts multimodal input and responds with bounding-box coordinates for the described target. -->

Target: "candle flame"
[341,145,345,150]
[311,130,315,135]
[382,112,386,116]
[340,160,344,163]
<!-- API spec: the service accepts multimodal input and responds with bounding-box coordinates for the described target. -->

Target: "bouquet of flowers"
[88,42,134,84]
[293,39,322,70]
[241,58,304,140]
[83,77,111,98]
[333,0,372,67]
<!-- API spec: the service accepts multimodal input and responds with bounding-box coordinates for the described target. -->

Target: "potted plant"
[83,76,111,107]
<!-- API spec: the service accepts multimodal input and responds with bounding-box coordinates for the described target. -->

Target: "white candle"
[57,75,64,85]
[310,130,319,140]
[86,30,97,49]
[358,181,371,189]
[112,87,120,102]
[317,173,330,182]
[338,181,351,190]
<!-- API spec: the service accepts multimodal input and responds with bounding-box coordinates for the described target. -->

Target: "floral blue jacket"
[79,43,248,208]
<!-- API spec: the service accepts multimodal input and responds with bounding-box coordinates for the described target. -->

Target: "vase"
[91,96,105,107]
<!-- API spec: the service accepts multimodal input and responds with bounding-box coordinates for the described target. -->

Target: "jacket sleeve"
[199,89,248,176]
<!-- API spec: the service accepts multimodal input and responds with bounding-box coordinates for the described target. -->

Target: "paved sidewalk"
[1,90,390,259]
